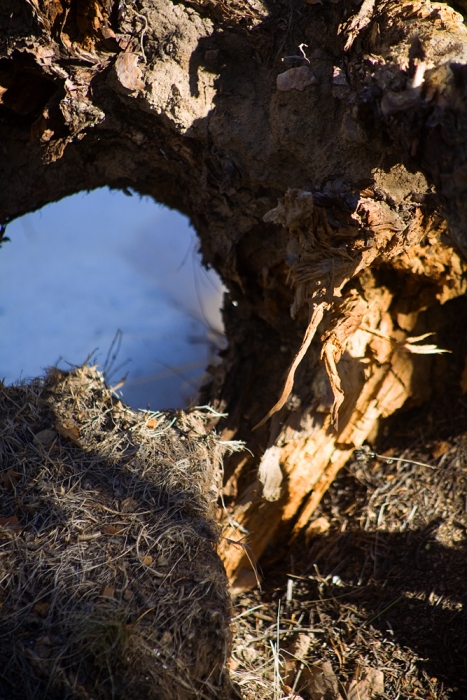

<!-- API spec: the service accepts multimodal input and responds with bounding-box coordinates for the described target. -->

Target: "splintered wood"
[220,189,467,586]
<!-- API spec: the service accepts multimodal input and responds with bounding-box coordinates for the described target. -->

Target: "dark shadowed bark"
[2,0,467,585]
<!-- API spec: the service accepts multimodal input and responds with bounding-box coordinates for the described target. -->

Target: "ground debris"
[231,391,467,699]
[0,365,236,700]
[304,660,343,699]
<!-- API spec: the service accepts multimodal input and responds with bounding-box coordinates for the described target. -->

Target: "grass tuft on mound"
[0,366,237,700]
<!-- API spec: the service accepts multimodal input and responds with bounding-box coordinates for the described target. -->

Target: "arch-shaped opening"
[0,188,225,410]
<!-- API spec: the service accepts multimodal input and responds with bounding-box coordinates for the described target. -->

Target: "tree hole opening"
[0,188,225,410]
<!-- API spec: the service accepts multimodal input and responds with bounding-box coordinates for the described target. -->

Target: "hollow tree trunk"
[2,0,467,587]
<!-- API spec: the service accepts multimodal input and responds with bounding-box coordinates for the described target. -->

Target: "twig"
[132,9,148,63]
[246,627,325,644]
[232,604,265,621]
[360,450,466,474]
[282,43,310,64]
[359,595,404,629]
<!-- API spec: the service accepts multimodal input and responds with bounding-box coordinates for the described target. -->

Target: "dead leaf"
[146,417,158,429]
[0,515,22,536]
[431,441,450,459]
[62,419,79,434]
[34,602,51,617]
[160,630,172,645]
[346,666,384,700]
[101,586,115,598]
[1,468,22,490]
[283,657,297,687]
[141,555,153,566]
[229,657,240,672]
[102,524,125,536]
[56,421,82,447]
[113,52,145,93]
[121,497,137,513]
[302,661,343,700]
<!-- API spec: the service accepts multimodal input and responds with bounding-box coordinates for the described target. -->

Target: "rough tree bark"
[2,0,467,588]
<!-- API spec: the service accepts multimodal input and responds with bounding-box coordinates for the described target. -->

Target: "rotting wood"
[219,204,467,585]
[2,0,467,591]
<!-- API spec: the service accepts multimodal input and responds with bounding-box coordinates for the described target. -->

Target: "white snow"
[0,188,224,410]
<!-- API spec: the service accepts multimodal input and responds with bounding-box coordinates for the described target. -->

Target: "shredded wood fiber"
[256,188,467,432]
[0,366,237,700]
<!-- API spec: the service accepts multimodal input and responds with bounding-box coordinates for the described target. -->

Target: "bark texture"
[2,0,467,585]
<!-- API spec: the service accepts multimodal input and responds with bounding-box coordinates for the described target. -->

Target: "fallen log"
[2,0,467,592]
[217,193,467,587]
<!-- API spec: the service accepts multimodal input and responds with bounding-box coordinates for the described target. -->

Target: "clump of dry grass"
[0,366,238,700]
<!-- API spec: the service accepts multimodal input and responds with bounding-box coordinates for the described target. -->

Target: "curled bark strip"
[321,343,344,432]
[256,194,406,433]
[320,291,369,431]
[253,302,327,430]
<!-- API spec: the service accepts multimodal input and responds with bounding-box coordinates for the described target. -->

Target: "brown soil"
[230,339,467,699]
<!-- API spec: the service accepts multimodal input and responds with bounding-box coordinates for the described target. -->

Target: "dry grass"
[0,366,238,700]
